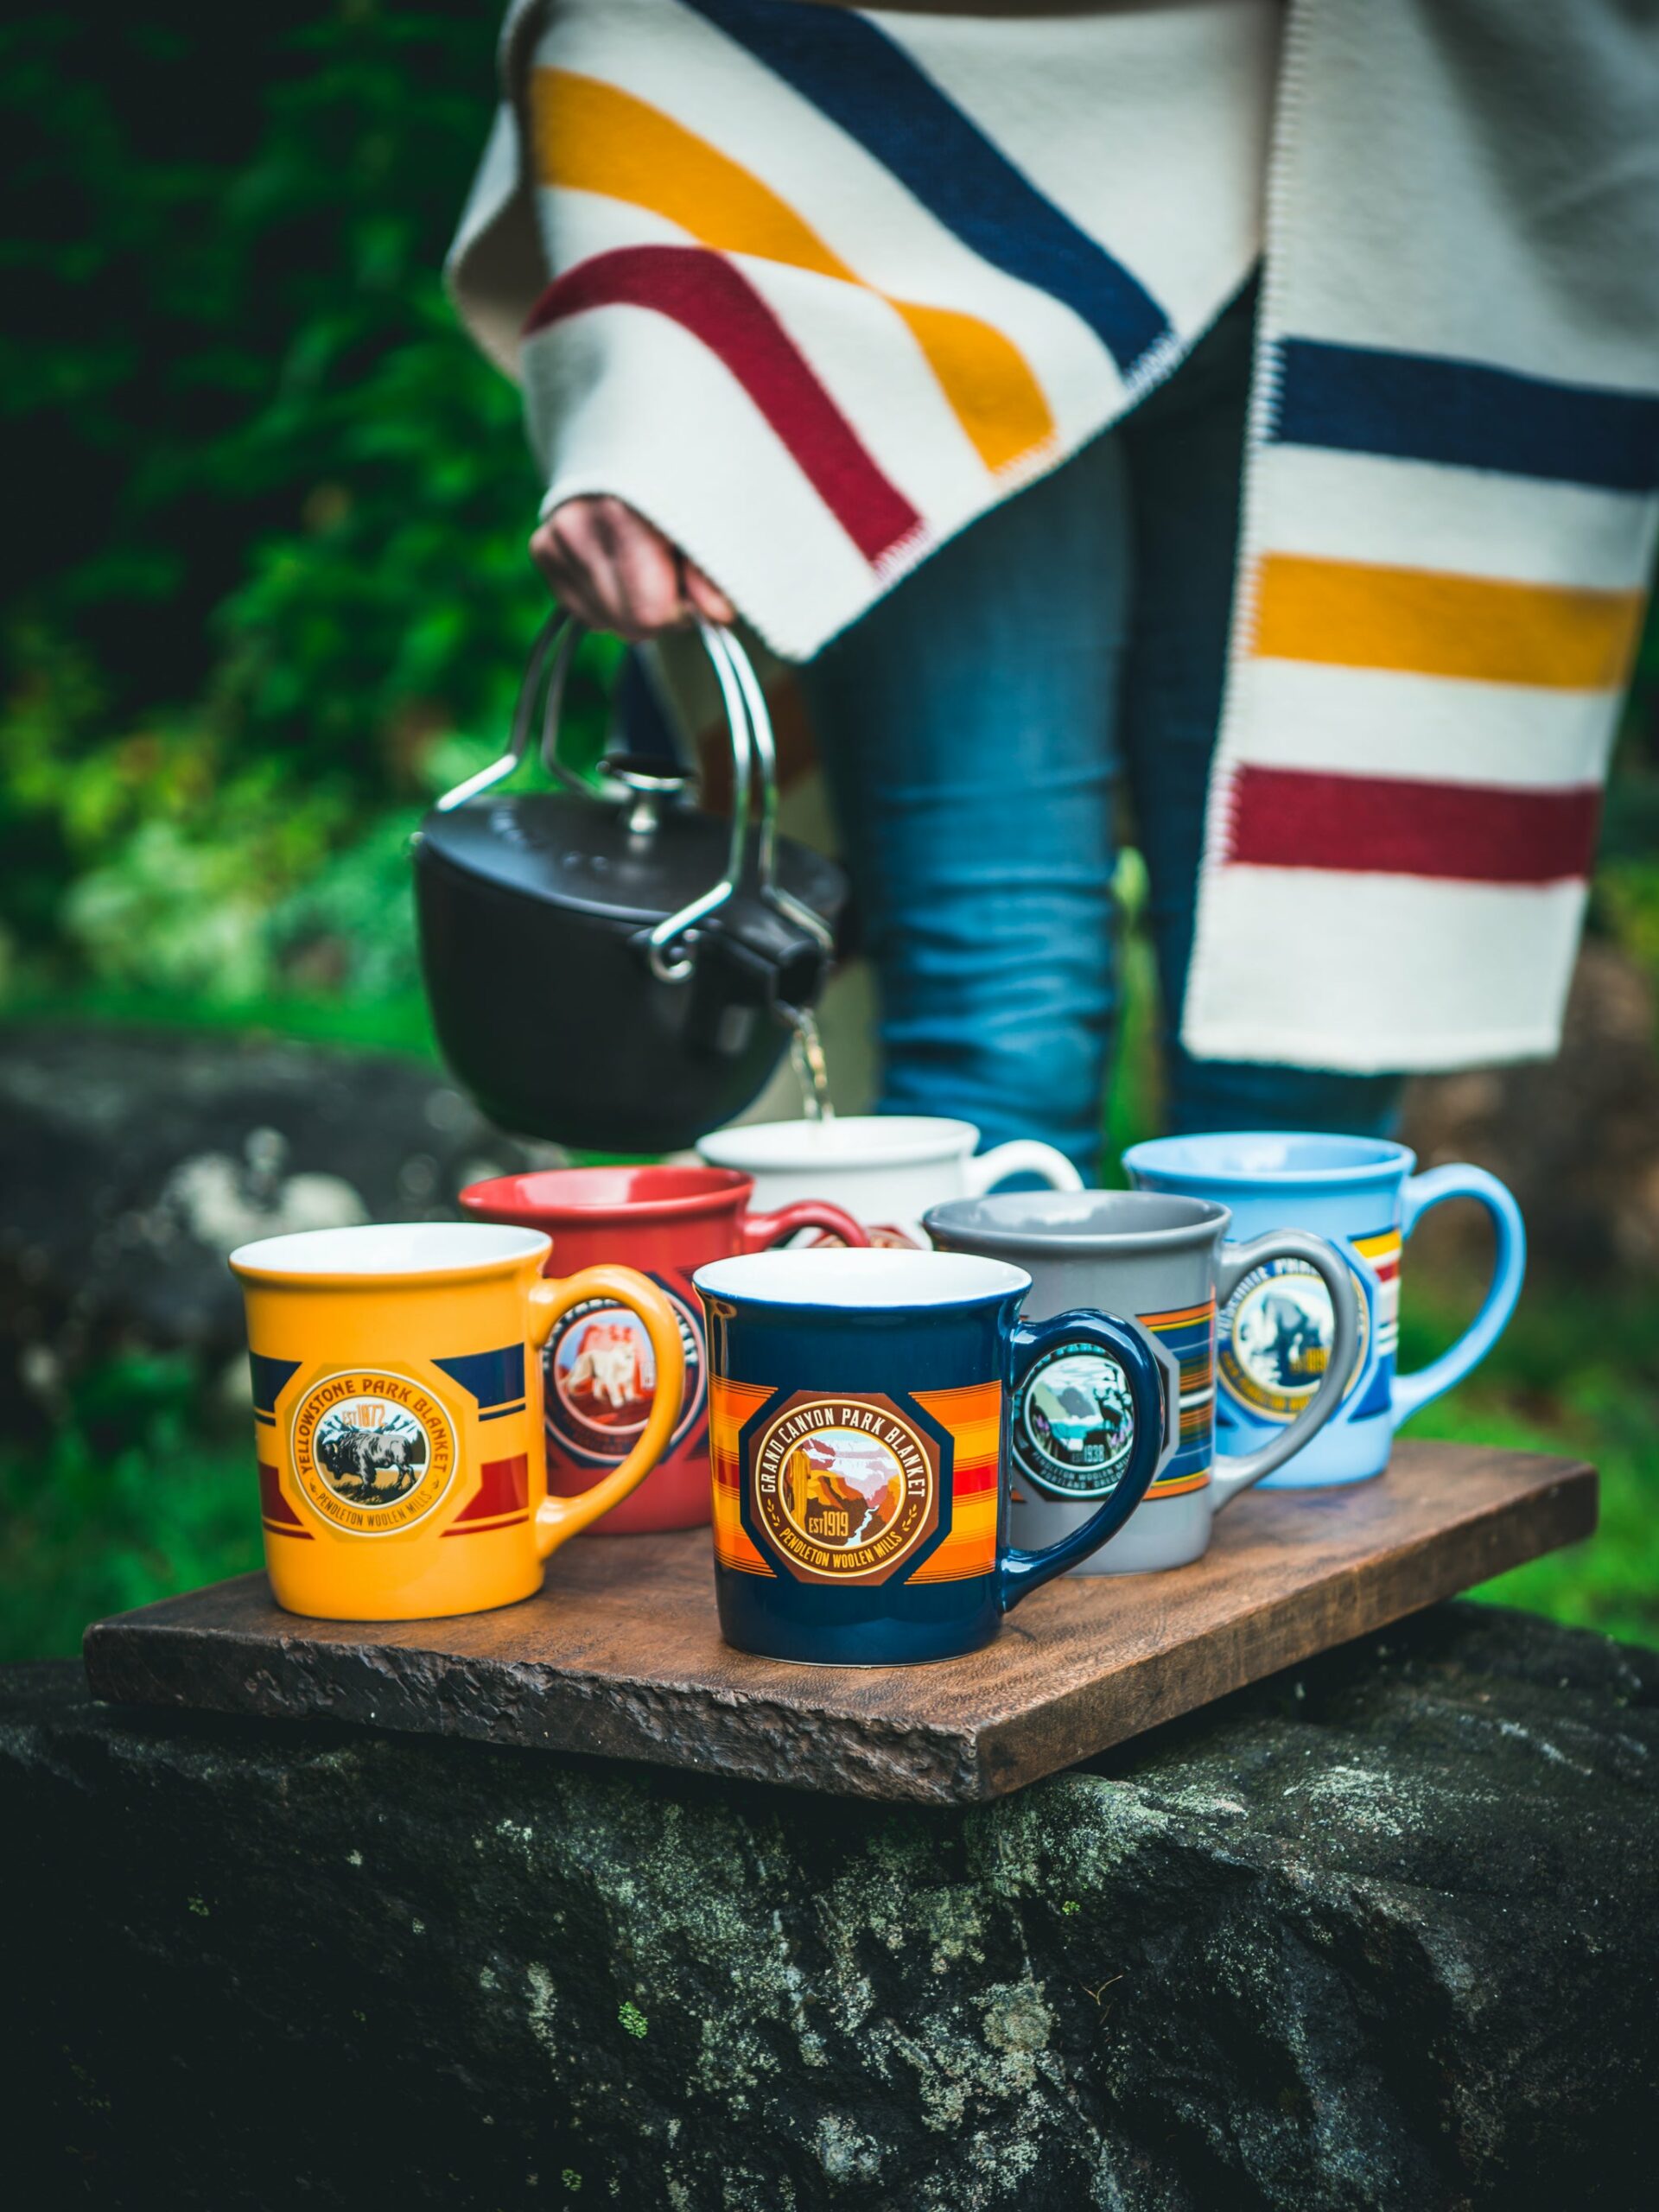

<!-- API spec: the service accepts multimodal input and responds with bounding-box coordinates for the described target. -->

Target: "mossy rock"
[3,1603,1656,2209]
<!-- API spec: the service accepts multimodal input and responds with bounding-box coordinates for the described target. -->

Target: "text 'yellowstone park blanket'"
[450,0,1659,1074]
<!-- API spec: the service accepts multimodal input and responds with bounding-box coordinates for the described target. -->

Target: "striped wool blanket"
[452,0,1659,1074]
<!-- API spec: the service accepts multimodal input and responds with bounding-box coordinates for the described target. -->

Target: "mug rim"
[230,1220,551,1286]
[699,1115,978,1173]
[925,1190,1229,1256]
[694,1245,1028,1309]
[1123,1131,1418,1187]
[461,1163,753,1228]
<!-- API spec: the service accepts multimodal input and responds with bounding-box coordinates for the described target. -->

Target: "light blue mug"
[1122,1134,1526,1487]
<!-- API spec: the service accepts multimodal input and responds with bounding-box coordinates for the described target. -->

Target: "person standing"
[451,0,1659,1179]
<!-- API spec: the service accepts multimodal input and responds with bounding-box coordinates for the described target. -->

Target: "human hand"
[530,495,735,640]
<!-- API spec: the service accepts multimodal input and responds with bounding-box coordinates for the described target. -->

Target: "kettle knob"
[602,756,691,840]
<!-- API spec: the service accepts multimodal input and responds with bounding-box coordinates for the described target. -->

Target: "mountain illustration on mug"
[1024,1353,1135,1477]
[554,1310,658,1433]
[1232,1280,1332,1393]
[781,1429,905,1548]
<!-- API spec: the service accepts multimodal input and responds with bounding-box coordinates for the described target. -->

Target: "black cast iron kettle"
[414,615,847,1153]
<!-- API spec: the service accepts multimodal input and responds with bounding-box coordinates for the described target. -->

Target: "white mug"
[696,1116,1083,1247]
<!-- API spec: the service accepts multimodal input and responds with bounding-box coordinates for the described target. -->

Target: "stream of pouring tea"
[790,1008,835,1122]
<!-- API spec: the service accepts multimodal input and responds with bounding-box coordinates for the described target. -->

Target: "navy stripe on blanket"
[1272,338,1659,494]
[688,0,1170,378]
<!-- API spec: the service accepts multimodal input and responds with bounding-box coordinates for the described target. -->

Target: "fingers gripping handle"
[997,1310,1164,1611]
[527,1266,686,1559]
[1391,1165,1526,1426]
[1211,1230,1362,1501]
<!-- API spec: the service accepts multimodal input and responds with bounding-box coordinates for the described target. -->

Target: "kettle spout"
[669,895,836,1062]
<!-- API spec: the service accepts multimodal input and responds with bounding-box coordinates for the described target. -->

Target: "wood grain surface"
[83,1442,1596,1803]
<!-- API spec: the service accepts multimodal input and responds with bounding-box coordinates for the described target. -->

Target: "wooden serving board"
[83,1442,1594,1805]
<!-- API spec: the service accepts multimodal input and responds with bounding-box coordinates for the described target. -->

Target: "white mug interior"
[699,1116,981,1173]
[230,1222,550,1279]
[694,1246,1029,1307]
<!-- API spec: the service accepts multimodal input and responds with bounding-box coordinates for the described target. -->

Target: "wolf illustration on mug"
[562,1315,652,1421]
[459,1166,870,1535]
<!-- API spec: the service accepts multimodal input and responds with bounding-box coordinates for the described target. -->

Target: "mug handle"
[1212,1230,1362,1502]
[526,1264,686,1558]
[965,1141,1084,1196]
[998,1310,1165,1611]
[1391,1165,1526,1426]
[741,1202,872,1249]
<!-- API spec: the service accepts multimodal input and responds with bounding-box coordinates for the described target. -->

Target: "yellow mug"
[229,1223,684,1621]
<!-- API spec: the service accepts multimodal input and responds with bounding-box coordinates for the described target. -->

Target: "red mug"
[457,1166,870,1533]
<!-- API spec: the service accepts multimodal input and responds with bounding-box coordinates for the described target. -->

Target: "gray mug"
[923,1192,1361,1573]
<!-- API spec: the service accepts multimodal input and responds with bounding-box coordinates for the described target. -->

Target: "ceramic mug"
[697,1115,1083,1248]
[230,1223,684,1620]
[461,1166,869,1534]
[925,1192,1360,1573]
[690,1247,1165,1662]
[1123,1134,1527,1487]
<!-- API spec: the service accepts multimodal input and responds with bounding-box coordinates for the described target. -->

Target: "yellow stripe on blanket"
[1253,553,1645,691]
[534,69,1055,476]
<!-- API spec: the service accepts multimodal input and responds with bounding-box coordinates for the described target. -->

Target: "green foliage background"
[1,1,1656,1660]
[1,1,560,1035]
[6,0,1659,1029]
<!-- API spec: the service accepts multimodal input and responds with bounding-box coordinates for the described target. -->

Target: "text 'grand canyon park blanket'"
[450,0,1659,1073]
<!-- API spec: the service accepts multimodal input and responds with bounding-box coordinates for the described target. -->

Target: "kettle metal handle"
[435,615,580,810]
[706,624,836,963]
[664,623,832,981]
[435,615,828,988]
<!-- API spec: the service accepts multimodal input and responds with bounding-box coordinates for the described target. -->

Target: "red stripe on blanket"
[1227,766,1601,887]
[525,247,922,568]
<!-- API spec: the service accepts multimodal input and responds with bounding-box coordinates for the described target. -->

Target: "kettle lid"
[419,613,844,969]
[417,789,758,928]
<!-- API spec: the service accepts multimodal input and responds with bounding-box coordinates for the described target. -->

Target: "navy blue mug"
[692,1249,1165,1664]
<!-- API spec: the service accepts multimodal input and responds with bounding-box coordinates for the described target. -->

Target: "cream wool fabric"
[450,0,1659,1073]
[508,0,1275,651]
[1181,0,1659,1069]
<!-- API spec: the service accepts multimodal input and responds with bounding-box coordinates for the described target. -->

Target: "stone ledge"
[3,1603,1655,2210]
[0,1023,555,1426]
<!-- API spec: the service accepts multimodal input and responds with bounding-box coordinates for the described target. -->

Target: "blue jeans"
[800,285,1401,1180]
